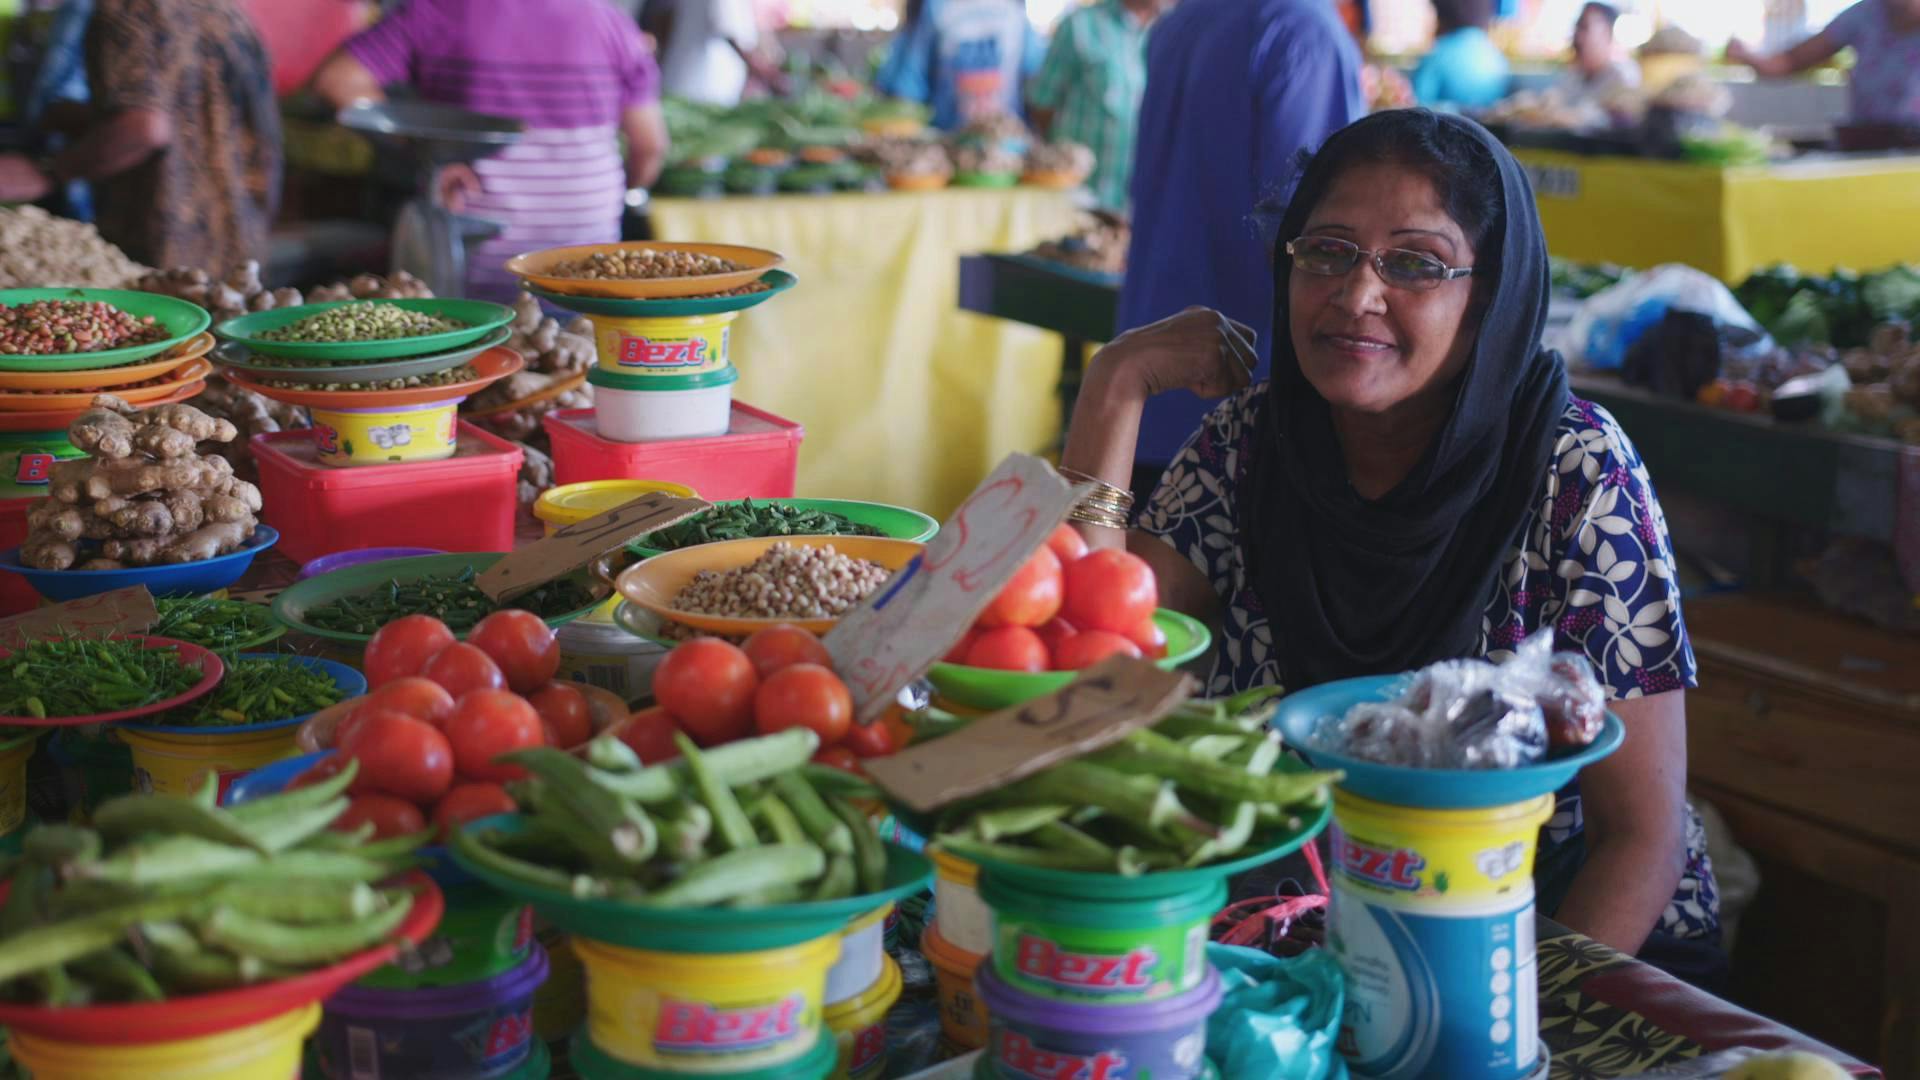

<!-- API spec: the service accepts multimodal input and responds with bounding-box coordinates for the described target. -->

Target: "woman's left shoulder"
[1549,396,1654,484]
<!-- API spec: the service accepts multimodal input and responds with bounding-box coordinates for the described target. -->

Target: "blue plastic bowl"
[123,653,366,735]
[1271,675,1625,809]
[298,547,446,581]
[0,525,279,602]
[228,749,474,887]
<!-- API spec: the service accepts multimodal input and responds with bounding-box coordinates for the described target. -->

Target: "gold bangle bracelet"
[1058,467,1134,509]
[1068,506,1131,530]
[1077,495,1134,516]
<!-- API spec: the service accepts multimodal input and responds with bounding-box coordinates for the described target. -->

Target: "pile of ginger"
[23,396,263,570]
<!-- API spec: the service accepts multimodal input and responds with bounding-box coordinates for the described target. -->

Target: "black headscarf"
[1240,111,1569,690]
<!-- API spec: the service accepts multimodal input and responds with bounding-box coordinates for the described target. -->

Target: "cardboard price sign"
[476,492,711,603]
[0,586,158,651]
[863,656,1196,812]
[824,453,1085,721]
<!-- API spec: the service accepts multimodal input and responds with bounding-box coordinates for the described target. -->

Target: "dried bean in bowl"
[670,542,892,620]
[0,300,167,355]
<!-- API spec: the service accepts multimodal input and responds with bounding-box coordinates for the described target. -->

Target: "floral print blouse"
[1139,389,1719,942]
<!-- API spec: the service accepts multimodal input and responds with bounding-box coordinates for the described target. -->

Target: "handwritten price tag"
[476,492,711,603]
[0,586,158,651]
[824,453,1085,721]
[863,656,1196,812]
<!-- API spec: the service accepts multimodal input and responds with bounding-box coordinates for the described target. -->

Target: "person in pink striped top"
[311,0,671,302]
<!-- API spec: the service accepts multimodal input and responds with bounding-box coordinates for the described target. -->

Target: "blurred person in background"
[311,0,669,302]
[1553,2,1638,106]
[651,0,789,106]
[875,0,1042,129]
[1025,0,1169,210]
[1729,0,1920,129]
[1411,0,1510,111]
[0,0,280,270]
[14,0,92,220]
[1114,0,1364,500]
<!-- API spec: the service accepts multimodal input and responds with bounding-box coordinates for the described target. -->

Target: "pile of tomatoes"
[945,525,1164,673]
[294,610,599,840]
[623,625,907,775]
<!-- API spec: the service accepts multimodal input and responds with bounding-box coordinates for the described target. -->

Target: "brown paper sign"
[824,453,1085,720]
[863,656,1196,812]
[475,492,711,603]
[0,586,158,650]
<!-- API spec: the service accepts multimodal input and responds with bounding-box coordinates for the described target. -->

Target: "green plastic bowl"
[214,298,515,362]
[450,814,933,952]
[270,552,607,646]
[0,289,211,372]
[626,498,940,559]
[211,327,511,384]
[528,271,797,319]
[926,609,1212,711]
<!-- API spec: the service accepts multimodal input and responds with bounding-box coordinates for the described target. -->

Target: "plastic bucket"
[982,874,1222,1004]
[570,1026,837,1079]
[589,367,737,443]
[571,930,840,1073]
[1328,790,1554,1080]
[975,961,1221,1080]
[358,881,533,989]
[533,925,588,1042]
[10,1001,318,1079]
[316,944,548,1079]
[311,398,462,466]
[591,311,738,376]
[824,955,900,1080]
[930,847,991,955]
[556,604,668,698]
[0,729,43,837]
[922,923,989,1050]
[118,723,303,801]
[536,479,700,537]
[825,903,892,1007]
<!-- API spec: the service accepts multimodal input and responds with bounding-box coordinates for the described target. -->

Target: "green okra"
[1181,734,1249,761]
[825,795,885,893]
[594,728,822,804]
[772,771,852,856]
[749,794,808,847]
[24,824,101,869]
[586,734,643,773]
[228,757,359,823]
[93,793,267,855]
[0,893,210,983]
[1095,729,1340,808]
[70,945,164,1002]
[658,802,713,861]
[500,748,656,869]
[808,854,856,902]
[797,763,881,800]
[197,891,414,965]
[934,836,1113,872]
[1032,821,1116,863]
[210,881,381,925]
[640,844,824,908]
[998,760,1219,842]
[970,805,1070,843]
[454,827,604,898]
[674,734,758,853]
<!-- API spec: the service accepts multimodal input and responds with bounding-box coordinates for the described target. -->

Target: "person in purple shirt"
[1114,0,1364,498]
[311,0,670,302]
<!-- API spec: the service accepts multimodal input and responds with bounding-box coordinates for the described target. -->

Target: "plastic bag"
[1553,264,1773,371]
[1205,944,1347,1080]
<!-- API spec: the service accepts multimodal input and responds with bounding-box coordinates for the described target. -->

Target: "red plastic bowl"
[0,870,443,1043]
[0,635,224,726]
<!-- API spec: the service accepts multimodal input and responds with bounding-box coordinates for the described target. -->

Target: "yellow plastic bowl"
[535,479,700,537]
[590,311,738,376]
[9,1002,318,1080]
[310,400,459,467]
[614,535,924,636]
[118,724,303,800]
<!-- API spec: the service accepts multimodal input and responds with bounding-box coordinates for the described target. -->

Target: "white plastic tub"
[587,366,737,443]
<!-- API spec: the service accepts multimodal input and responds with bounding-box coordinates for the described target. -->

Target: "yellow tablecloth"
[1514,149,1920,281]
[648,188,1080,518]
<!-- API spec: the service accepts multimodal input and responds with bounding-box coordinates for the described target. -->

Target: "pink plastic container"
[0,496,34,617]
[542,402,803,499]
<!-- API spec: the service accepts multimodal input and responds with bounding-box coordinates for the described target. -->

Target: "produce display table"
[646,189,1081,518]
[1509,149,1920,282]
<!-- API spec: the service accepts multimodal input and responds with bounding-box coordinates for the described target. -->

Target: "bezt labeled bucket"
[591,311,738,376]
[315,943,549,1079]
[975,959,1222,1080]
[9,1001,319,1080]
[982,874,1222,1004]
[311,398,462,467]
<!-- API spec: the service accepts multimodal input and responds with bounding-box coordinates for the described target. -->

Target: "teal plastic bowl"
[926,609,1211,711]
[214,298,514,361]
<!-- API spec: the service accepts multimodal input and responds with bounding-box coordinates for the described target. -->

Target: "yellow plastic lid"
[533,479,700,528]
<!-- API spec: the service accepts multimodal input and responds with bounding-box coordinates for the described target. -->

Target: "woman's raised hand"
[1098,306,1259,401]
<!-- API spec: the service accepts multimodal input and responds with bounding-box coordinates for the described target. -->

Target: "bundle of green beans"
[638,499,884,551]
[0,761,424,1004]
[455,728,892,909]
[303,567,596,635]
[174,657,344,728]
[0,638,201,720]
[258,303,465,343]
[152,596,277,653]
[926,688,1343,875]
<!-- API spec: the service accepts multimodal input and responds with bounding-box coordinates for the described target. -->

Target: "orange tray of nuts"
[504,242,784,300]
[0,380,203,432]
[0,333,215,392]
[0,357,212,411]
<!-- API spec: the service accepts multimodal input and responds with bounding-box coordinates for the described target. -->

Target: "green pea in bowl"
[214,298,515,362]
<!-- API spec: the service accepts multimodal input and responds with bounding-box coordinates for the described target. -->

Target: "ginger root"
[21,534,78,570]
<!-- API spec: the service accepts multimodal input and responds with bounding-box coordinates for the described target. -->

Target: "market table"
[646,188,1082,518]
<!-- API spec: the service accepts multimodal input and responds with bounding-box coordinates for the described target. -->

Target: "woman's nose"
[1332,256,1392,314]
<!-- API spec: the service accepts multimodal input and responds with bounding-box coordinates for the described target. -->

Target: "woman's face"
[1288,162,1484,419]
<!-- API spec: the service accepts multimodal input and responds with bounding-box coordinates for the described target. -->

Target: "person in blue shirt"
[874,0,1043,130]
[19,0,92,220]
[1411,0,1510,112]
[1114,0,1364,497]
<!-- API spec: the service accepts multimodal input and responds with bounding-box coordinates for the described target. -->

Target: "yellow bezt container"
[591,311,738,376]
[310,400,460,467]
[9,1002,319,1080]
[533,478,700,537]
[825,956,902,1080]
[118,724,303,800]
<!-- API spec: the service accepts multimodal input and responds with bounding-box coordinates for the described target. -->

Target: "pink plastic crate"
[543,402,804,499]
[253,422,523,565]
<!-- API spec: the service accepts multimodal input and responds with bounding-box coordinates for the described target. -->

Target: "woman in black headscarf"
[1059,109,1720,971]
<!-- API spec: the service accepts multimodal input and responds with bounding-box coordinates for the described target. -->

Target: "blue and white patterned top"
[1140,389,1720,942]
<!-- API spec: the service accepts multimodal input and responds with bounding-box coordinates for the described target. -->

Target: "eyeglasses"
[1285,236,1474,291]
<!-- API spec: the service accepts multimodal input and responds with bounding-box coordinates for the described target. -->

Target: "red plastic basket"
[0,635,223,727]
[252,422,523,565]
[542,402,803,499]
[0,495,32,618]
[0,870,443,1043]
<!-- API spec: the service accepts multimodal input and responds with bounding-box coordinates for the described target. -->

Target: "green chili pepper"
[0,638,199,719]
[303,570,595,634]
[171,657,343,729]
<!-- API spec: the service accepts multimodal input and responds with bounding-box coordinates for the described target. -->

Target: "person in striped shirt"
[312,0,670,303]
[1025,0,1170,211]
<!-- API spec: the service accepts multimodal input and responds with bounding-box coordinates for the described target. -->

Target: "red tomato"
[1052,630,1144,670]
[812,746,861,773]
[653,638,759,746]
[357,677,455,729]
[334,794,426,840]
[1126,616,1168,660]
[528,681,594,749]
[422,643,506,700]
[1034,617,1077,655]
[742,624,833,678]
[1046,523,1088,563]
[965,626,1050,672]
[1061,549,1158,634]
[433,782,517,838]
[363,615,456,689]
[467,610,560,694]
[843,718,896,758]
[340,711,454,803]
[445,690,546,782]
[289,754,347,790]
[975,545,1062,629]
[618,705,682,765]
[753,663,852,745]
[942,630,979,664]
[333,710,370,750]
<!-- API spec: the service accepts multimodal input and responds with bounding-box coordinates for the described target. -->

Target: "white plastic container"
[555,602,668,698]
[824,902,893,1006]
[587,366,737,443]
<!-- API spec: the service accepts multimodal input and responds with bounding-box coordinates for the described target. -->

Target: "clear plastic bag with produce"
[1553,263,1772,371]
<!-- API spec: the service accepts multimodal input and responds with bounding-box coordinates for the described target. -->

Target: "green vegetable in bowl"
[152,596,279,653]
[260,303,466,344]
[637,499,883,551]
[173,656,343,728]
[303,566,596,635]
[0,638,200,719]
